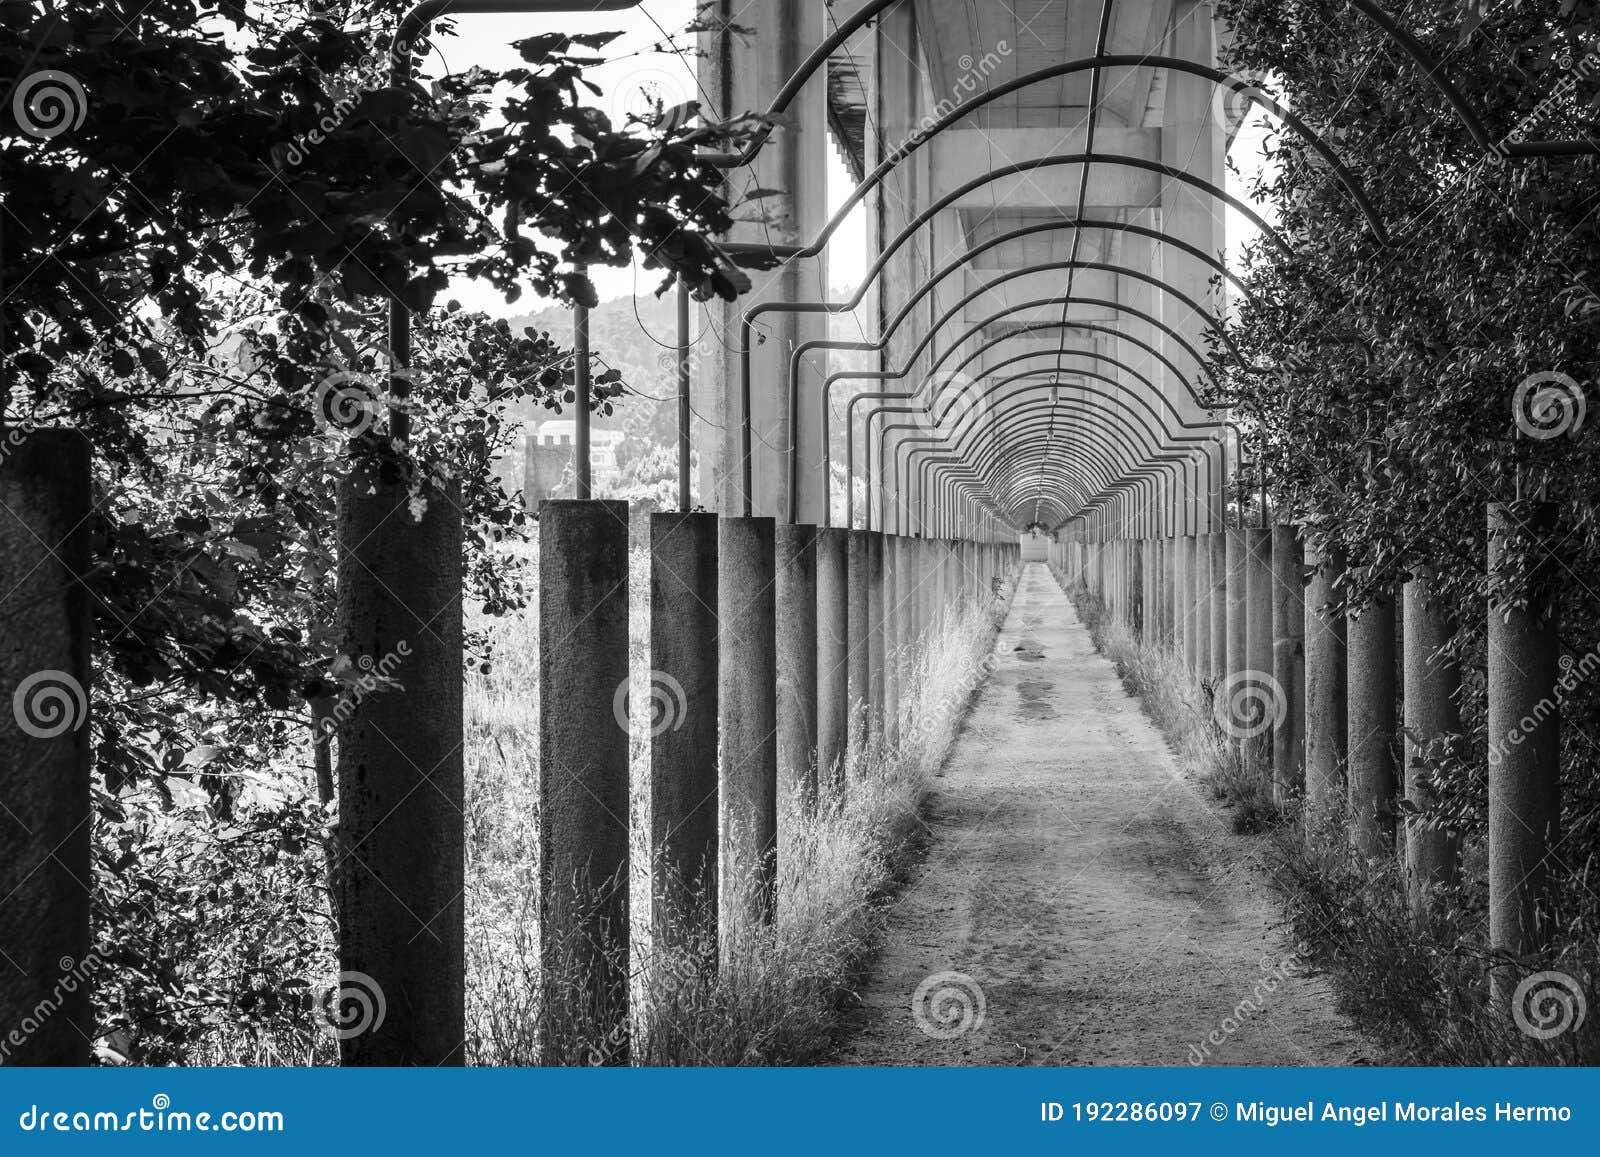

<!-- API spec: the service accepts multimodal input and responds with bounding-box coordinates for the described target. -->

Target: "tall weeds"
[1051,565,1598,1065]
[465,550,1015,1065]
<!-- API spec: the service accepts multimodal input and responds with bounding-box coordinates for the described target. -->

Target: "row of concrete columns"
[1046,509,1562,974]
[0,449,1020,1063]
[542,505,1017,1057]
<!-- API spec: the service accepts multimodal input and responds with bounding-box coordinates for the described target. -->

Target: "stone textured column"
[775,523,818,816]
[1242,528,1275,782]
[1303,541,1348,832]
[846,529,871,768]
[1270,525,1306,803]
[0,431,92,1065]
[648,512,720,944]
[1402,568,1461,909]
[537,499,628,1060]
[338,463,465,1066]
[814,527,849,798]
[719,516,778,931]
[1208,531,1228,685]
[866,531,885,739]
[1346,584,1398,859]
[1487,503,1560,967]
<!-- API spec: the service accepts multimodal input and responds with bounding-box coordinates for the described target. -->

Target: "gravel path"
[834,562,1369,1066]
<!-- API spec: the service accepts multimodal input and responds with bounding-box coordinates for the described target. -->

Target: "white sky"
[427,2,1269,314]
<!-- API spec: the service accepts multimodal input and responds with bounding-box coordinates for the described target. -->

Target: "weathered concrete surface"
[0,431,93,1065]
[837,564,1366,1066]
[649,511,720,939]
[775,522,818,817]
[815,528,849,794]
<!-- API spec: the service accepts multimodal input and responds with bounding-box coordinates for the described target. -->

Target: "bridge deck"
[838,563,1367,1066]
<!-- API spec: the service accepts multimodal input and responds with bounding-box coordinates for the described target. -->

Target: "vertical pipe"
[1208,532,1228,686]
[1270,525,1306,803]
[867,531,885,739]
[814,527,850,799]
[846,529,871,767]
[1346,583,1398,858]
[648,511,719,943]
[1402,567,1461,910]
[676,278,692,512]
[0,431,92,1065]
[1243,527,1276,782]
[538,499,629,1059]
[1487,503,1560,969]
[775,523,819,818]
[719,515,778,931]
[574,283,592,499]
[1303,541,1348,832]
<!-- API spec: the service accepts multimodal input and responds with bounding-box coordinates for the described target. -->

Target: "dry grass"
[1049,566,1281,833]
[1048,563,1599,1066]
[464,525,1016,1064]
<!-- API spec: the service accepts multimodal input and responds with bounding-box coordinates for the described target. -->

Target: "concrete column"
[1270,525,1306,802]
[1158,538,1175,648]
[867,531,885,739]
[883,535,901,749]
[1346,584,1398,859]
[699,0,828,519]
[1303,542,1348,829]
[1487,503,1560,964]
[538,499,628,1058]
[846,529,870,767]
[0,431,92,1065]
[1129,540,1144,639]
[338,464,465,1065]
[1182,536,1201,671]
[1243,528,1275,782]
[719,516,778,930]
[775,522,818,816]
[1402,568,1461,909]
[814,528,849,798]
[648,512,720,945]
[1225,526,1248,689]
[1208,532,1227,684]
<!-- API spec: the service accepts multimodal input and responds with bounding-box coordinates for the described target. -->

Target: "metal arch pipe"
[921,415,1201,530]
[734,150,1282,513]
[890,403,1204,534]
[691,0,1593,175]
[827,301,1224,481]
[859,372,1222,533]
[928,450,1178,539]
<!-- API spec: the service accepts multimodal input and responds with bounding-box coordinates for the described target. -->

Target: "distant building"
[522,421,625,509]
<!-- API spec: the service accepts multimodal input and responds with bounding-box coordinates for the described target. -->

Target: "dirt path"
[835,562,1368,1067]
